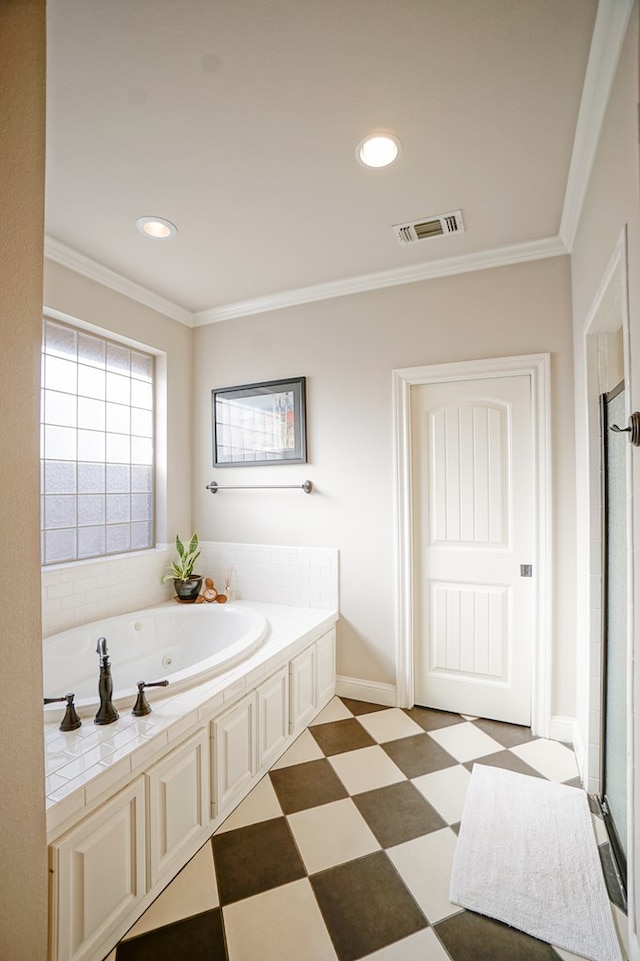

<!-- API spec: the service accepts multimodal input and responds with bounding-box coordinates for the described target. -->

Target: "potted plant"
[162,533,203,602]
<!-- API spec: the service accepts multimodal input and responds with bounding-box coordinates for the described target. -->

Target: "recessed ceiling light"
[136,216,178,239]
[356,132,402,168]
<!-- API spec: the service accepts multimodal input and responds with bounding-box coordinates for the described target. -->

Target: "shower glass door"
[601,381,628,884]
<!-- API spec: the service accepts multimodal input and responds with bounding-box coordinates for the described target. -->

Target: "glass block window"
[41,318,155,565]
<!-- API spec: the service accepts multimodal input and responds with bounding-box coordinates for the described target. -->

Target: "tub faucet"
[95,636,119,725]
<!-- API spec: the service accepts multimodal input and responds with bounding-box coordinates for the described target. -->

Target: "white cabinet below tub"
[49,777,146,961]
[316,627,336,707]
[213,665,290,813]
[213,691,257,813]
[290,627,336,735]
[257,665,289,769]
[147,728,210,886]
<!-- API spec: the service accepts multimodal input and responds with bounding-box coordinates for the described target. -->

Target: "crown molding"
[44,236,194,327]
[45,233,567,328]
[192,236,568,325]
[559,0,634,252]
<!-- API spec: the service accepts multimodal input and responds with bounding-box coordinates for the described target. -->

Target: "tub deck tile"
[130,732,170,771]
[84,755,133,805]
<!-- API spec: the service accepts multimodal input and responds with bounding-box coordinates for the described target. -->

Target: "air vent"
[392,209,465,246]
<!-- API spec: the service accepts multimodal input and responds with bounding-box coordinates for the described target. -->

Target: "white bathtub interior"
[43,602,269,716]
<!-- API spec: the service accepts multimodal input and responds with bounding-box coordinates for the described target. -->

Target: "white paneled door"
[411,375,534,725]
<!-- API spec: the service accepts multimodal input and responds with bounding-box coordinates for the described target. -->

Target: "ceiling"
[45,0,600,324]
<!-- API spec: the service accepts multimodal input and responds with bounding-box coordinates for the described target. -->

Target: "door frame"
[392,353,552,737]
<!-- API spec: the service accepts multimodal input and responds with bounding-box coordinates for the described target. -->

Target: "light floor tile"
[412,765,472,825]
[328,745,406,795]
[287,797,380,874]
[612,904,629,959]
[427,722,503,763]
[361,927,451,961]
[271,728,325,769]
[223,877,338,961]
[215,771,283,833]
[310,697,353,725]
[592,813,608,846]
[554,947,595,961]
[387,827,459,924]
[511,738,579,782]
[356,708,425,744]
[123,842,218,940]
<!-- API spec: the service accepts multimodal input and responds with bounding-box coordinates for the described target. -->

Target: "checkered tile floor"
[108,698,628,961]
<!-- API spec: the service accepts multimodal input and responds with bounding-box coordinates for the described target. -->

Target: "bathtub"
[43,602,269,718]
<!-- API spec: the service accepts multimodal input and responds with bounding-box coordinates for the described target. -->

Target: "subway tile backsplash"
[41,542,339,636]
[198,542,339,610]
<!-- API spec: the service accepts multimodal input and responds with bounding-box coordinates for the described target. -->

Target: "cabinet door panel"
[258,667,289,769]
[147,729,210,885]
[290,646,316,734]
[316,628,336,708]
[52,779,145,961]
[214,694,256,813]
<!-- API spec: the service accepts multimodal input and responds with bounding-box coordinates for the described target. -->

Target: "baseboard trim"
[336,676,397,707]
[333,687,580,744]
[549,715,577,746]
[570,719,587,786]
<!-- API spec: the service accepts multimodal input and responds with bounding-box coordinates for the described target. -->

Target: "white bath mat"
[449,764,622,961]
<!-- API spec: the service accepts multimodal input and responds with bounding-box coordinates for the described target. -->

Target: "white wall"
[192,255,577,718]
[570,1,640,950]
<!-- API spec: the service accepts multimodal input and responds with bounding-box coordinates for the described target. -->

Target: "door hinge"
[520,564,533,577]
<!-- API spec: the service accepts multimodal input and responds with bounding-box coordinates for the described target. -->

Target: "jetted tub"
[43,602,269,718]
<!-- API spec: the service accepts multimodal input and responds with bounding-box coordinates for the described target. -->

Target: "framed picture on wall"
[212,376,307,466]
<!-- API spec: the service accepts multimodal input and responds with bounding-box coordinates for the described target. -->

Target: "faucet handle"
[44,693,82,732]
[132,679,170,717]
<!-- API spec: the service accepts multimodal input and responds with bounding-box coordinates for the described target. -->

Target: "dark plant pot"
[173,575,203,602]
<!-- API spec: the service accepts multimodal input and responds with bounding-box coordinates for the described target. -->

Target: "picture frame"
[212,376,307,466]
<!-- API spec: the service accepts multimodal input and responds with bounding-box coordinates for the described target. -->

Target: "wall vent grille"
[392,209,465,245]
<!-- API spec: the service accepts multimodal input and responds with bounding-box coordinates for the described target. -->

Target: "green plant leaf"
[163,533,201,580]
[187,532,199,556]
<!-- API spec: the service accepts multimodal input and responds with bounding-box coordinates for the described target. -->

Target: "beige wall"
[44,260,194,540]
[570,0,640,945]
[0,2,48,957]
[193,255,577,717]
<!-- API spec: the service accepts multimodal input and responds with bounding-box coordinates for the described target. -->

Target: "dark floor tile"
[564,775,583,789]
[311,851,427,961]
[471,716,536,748]
[310,718,376,756]
[434,910,562,961]
[382,733,458,778]
[598,841,627,914]
[269,757,349,813]
[463,752,544,779]
[404,705,466,732]
[354,780,446,847]
[339,697,389,716]
[211,817,305,904]
[116,909,227,961]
